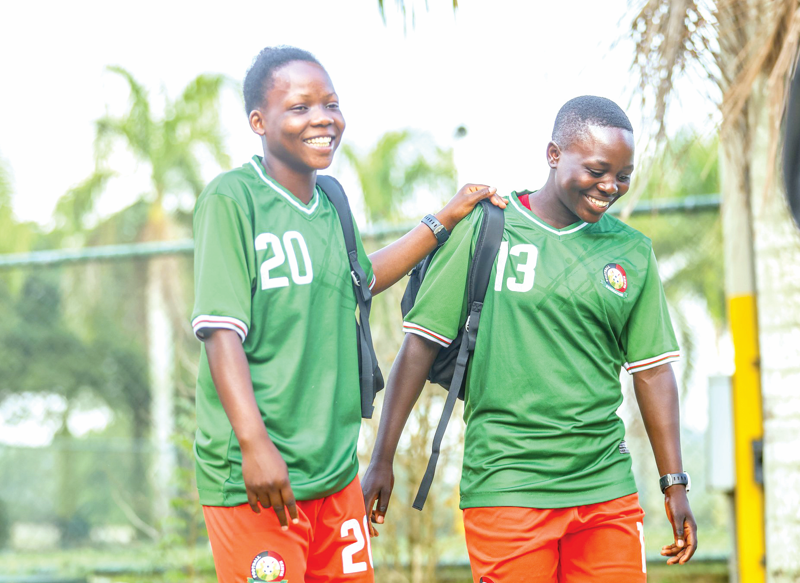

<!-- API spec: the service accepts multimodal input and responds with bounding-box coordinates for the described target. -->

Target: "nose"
[311,105,334,126]
[597,180,619,196]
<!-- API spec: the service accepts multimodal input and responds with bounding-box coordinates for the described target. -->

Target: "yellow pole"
[728,295,765,583]
[721,119,765,581]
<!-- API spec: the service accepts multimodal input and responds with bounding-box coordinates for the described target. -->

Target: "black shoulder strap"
[316,174,381,418]
[413,199,505,510]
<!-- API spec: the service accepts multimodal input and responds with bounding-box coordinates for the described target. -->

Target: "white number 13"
[494,242,538,293]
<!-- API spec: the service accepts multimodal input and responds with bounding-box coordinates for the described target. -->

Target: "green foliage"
[341,130,457,224]
[56,66,234,240]
[634,129,720,202]
[624,130,724,391]
[0,157,38,256]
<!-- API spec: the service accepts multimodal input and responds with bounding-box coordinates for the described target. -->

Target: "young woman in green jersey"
[191,46,505,583]
[363,96,698,582]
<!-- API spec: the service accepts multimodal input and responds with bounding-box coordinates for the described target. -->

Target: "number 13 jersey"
[191,156,374,506]
[403,191,679,510]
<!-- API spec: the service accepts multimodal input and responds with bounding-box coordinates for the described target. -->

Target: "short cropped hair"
[552,96,633,149]
[243,46,321,115]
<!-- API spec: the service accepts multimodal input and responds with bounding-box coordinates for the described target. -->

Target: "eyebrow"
[291,92,338,100]
[586,160,634,171]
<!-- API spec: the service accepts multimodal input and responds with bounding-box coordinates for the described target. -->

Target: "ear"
[249,109,265,136]
[546,141,561,169]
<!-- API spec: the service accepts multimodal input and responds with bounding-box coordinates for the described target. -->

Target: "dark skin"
[205,59,506,529]
[362,125,698,565]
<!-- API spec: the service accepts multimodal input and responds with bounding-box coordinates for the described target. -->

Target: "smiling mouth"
[304,136,334,148]
[585,194,611,210]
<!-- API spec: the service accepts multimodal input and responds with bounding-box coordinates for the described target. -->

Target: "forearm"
[371,333,441,462]
[632,363,684,475]
[204,329,270,450]
[368,184,502,294]
[369,222,441,294]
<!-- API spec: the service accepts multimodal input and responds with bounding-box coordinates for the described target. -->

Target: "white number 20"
[341,516,374,574]
[494,241,538,293]
[255,231,313,290]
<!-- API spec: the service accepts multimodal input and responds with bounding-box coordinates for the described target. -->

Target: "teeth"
[305,137,332,146]
[587,196,609,208]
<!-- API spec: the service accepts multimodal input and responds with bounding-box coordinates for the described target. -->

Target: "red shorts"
[463,493,647,583]
[203,476,374,583]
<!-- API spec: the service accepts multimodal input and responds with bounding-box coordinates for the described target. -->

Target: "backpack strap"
[316,174,383,418]
[413,199,505,510]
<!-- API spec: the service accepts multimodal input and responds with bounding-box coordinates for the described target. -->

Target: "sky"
[0,0,716,228]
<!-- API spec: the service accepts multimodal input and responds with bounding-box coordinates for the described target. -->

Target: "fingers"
[374,485,392,525]
[272,497,289,530]
[247,485,299,531]
[364,491,382,537]
[282,485,299,526]
[247,491,261,514]
[661,516,698,565]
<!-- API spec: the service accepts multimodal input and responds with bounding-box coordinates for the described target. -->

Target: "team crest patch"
[248,550,288,582]
[603,263,628,297]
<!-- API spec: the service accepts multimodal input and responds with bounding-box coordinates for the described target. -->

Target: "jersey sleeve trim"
[369,274,376,291]
[403,321,452,347]
[192,315,248,343]
[624,351,680,374]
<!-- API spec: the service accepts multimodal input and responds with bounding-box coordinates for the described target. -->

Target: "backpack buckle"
[351,271,361,287]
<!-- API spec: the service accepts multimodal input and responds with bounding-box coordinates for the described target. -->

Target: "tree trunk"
[748,83,800,583]
[148,256,176,530]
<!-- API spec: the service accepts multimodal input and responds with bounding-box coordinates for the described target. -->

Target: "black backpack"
[400,199,505,509]
[316,175,385,419]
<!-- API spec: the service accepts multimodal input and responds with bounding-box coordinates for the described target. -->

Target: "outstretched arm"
[362,333,441,535]
[205,329,298,529]
[632,363,697,564]
[369,184,503,294]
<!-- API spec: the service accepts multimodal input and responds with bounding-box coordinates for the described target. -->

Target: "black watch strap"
[421,214,449,247]
[659,472,691,493]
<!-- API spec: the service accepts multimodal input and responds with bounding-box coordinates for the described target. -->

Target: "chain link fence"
[0,206,733,582]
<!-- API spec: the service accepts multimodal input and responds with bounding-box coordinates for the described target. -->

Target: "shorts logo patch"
[619,440,631,454]
[603,263,628,297]
[249,550,287,582]
[480,578,496,583]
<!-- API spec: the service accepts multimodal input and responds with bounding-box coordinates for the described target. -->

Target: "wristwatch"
[659,472,691,493]
[421,214,450,247]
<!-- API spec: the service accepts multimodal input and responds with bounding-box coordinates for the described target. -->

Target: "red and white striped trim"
[192,315,248,343]
[369,274,376,291]
[402,321,452,347]
[624,351,680,374]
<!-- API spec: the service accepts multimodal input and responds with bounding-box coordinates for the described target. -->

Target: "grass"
[0,545,728,583]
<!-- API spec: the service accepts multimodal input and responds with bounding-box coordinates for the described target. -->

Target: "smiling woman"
[189,45,504,583]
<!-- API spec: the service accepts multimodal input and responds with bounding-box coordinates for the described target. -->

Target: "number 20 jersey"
[403,191,680,510]
[191,156,374,506]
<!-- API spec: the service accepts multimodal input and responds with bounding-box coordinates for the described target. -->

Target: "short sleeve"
[351,216,375,291]
[620,248,680,374]
[191,194,256,343]
[402,210,480,347]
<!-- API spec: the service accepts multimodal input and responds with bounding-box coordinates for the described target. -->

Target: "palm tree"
[629,2,800,581]
[52,66,233,530]
[340,129,458,225]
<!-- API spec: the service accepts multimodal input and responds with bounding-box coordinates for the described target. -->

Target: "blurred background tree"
[629,1,800,579]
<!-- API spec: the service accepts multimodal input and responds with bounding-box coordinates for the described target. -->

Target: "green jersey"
[404,191,679,510]
[191,156,374,506]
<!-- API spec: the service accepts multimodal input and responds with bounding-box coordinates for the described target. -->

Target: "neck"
[527,173,580,229]
[260,155,316,205]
